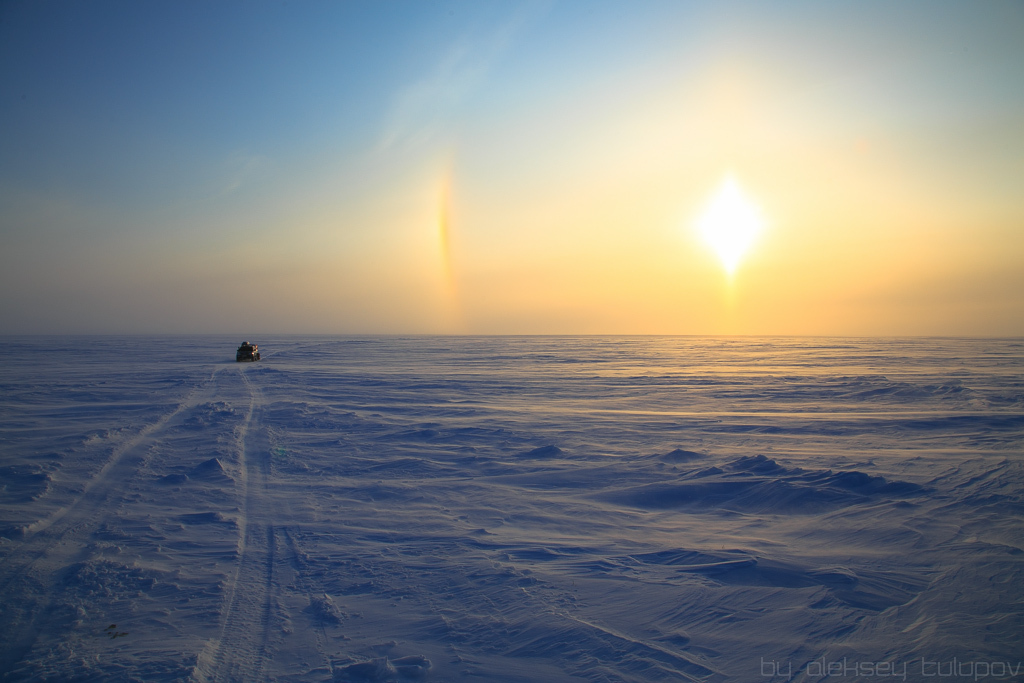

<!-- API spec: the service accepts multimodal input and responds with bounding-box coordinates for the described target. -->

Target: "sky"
[1,0,1022,335]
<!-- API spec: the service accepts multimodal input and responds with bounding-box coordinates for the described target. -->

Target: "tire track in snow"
[1,368,221,572]
[202,369,279,683]
[0,368,226,675]
[281,526,335,678]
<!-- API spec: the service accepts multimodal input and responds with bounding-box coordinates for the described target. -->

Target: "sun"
[695,175,764,276]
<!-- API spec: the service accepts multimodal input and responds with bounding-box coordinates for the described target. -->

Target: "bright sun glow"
[696,176,764,276]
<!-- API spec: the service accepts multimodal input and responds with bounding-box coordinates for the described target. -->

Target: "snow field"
[1,336,1022,682]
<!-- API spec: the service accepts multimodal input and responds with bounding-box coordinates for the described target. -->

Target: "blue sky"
[2,1,1022,334]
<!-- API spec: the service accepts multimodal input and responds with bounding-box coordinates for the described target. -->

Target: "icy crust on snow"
[0,336,1022,682]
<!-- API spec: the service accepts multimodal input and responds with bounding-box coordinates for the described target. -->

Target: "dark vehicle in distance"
[236,341,261,362]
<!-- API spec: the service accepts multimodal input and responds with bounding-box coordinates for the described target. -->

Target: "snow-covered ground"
[1,336,1022,682]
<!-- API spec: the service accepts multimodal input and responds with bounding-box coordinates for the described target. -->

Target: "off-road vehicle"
[236,341,261,362]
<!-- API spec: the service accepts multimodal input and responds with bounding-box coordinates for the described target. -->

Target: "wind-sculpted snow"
[0,336,1022,681]
[600,455,927,514]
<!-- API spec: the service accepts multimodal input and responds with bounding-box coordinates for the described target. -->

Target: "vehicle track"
[201,369,280,683]
[281,526,334,678]
[0,368,227,675]
[1,368,222,573]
